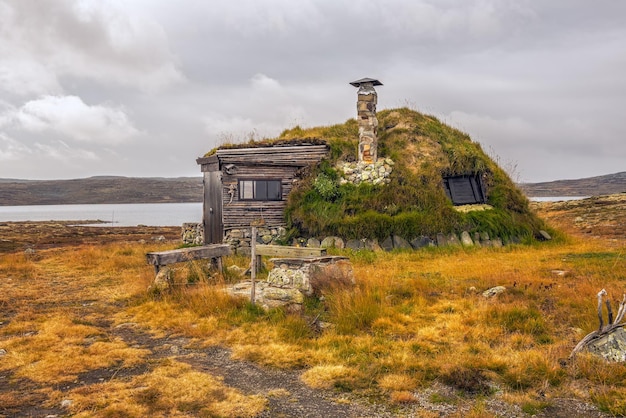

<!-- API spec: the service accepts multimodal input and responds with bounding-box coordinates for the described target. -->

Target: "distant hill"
[2,170,623,206]
[0,176,203,206]
[519,172,626,197]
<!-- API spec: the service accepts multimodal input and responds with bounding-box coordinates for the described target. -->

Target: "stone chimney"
[350,77,383,164]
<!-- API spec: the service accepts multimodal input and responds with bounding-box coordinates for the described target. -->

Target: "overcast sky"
[0,0,624,182]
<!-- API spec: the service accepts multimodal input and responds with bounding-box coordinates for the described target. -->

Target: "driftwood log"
[570,289,626,359]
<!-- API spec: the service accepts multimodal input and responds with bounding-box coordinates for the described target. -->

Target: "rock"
[150,267,172,292]
[24,248,36,255]
[320,236,337,248]
[237,247,251,256]
[333,237,345,249]
[363,238,382,251]
[392,235,411,249]
[306,238,321,248]
[346,239,364,250]
[154,235,166,242]
[411,236,434,249]
[586,327,626,362]
[539,230,552,240]
[436,233,447,247]
[447,233,461,246]
[0,348,6,357]
[381,236,394,251]
[460,231,474,246]
[309,258,355,296]
[227,265,245,277]
[261,234,273,244]
[267,266,308,291]
[482,286,506,298]
[480,232,490,242]
[492,238,503,248]
[263,287,304,304]
[61,399,73,408]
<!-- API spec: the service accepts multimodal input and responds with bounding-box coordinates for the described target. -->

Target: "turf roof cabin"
[196,142,329,244]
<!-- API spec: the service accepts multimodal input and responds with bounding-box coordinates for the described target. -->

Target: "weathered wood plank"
[256,245,326,257]
[146,244,231,267]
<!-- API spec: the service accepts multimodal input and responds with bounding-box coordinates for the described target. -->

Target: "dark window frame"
[443,174,487,205]
[238,179,282,201]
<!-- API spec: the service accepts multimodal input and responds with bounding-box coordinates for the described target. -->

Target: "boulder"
[345,239,364,250]
[363,238,382,252]
[411,236,433,249]
[306,237,321,248]
[309,258,355,296]
[460,231,474,246]
[539,230,552,241]
[381,236,394,251]
[263,287,304,304]
[447,233,461,246]
[436,233,447,247]
[150,267,172,292]
[320,236,338,248]
[482,286,506,298]
[392,235,412,249]
[586,327,626,362]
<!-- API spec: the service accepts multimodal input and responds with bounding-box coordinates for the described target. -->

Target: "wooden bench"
[146,244,232,274]
[252,245,327,273]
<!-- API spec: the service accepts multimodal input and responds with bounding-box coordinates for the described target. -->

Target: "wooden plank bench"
[146,244,232,274]
[252,245,327,273]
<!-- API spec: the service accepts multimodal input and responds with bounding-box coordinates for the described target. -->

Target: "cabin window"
[444,174,486,205]
[238,179,282,201]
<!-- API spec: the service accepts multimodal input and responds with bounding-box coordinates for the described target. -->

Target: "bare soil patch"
[0,220,179,253]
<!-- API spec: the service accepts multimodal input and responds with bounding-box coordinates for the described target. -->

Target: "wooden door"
[203,170,223,244]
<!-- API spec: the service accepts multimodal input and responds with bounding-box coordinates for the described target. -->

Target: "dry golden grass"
[2,229,626,415]
[49,359,267,417]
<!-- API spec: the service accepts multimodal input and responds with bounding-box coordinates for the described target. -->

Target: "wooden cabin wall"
[221,165,299,229]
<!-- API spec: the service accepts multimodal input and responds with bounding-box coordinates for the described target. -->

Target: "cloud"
[0,0,183,95]
[9,95,140,144]
[0,133,32,161]
[33,140,99,162]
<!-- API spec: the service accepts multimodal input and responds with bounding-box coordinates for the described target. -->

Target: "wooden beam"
[146,244,231,267]
[256,245,327,257]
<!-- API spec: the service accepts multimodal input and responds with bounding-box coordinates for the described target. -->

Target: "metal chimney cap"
[349,77,383,87]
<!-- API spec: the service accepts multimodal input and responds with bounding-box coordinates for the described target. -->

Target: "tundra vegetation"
[1,217,625,416]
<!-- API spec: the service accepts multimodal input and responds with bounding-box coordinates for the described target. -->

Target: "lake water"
[0,203,203,227]
[0,197,589,227]
[528,196,590,202]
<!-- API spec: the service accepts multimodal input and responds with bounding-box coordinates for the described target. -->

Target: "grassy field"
[1,201,625,417]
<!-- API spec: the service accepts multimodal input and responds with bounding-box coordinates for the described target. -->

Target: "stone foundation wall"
[225,227,288,255]
[182,223,542,252]
[181,223,204,245]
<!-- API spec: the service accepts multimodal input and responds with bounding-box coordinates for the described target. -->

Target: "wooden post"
[250,226,257,305]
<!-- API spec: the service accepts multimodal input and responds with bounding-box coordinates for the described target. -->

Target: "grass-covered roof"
[213,107,547,242]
